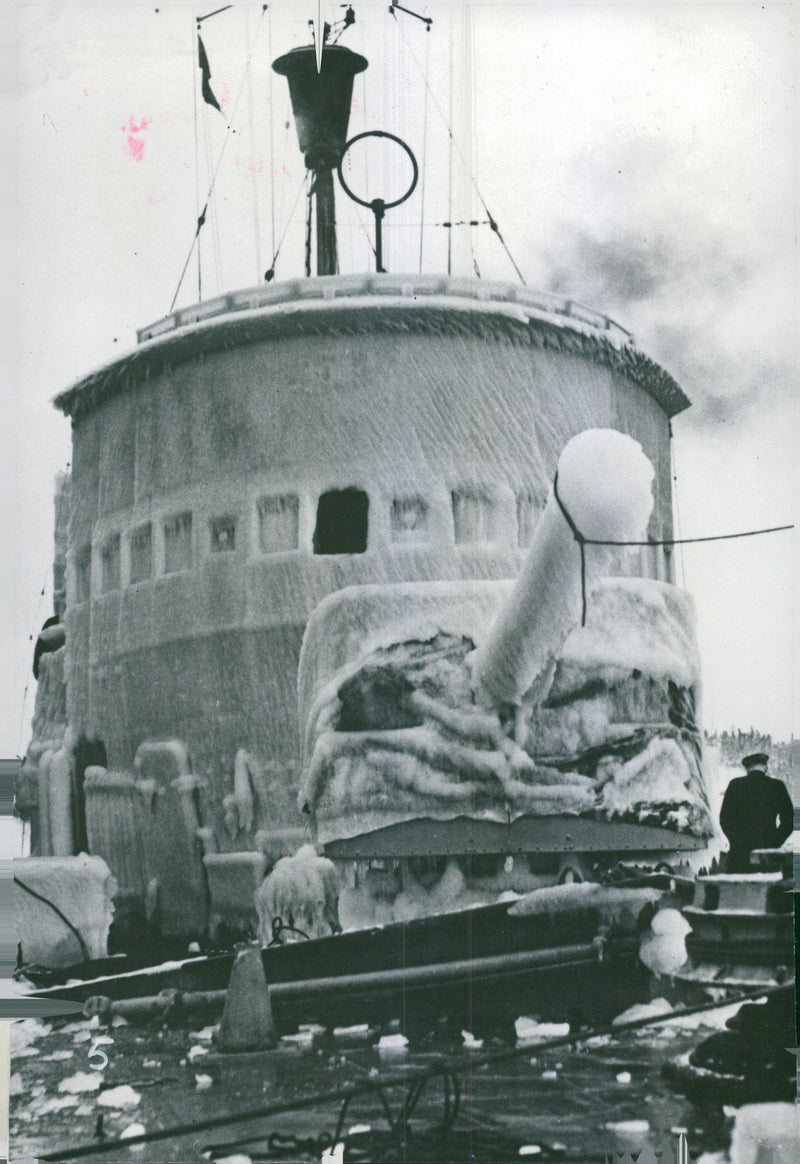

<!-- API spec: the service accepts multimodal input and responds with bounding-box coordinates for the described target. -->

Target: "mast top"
[272,44,368,170]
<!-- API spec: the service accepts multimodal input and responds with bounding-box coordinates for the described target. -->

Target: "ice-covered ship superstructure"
[17,36,712,956]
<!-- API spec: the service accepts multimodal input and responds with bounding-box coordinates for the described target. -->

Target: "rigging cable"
[191,9,202,300]
[446,10,454,275]
[264,171,308,280]
[246,6,262,283]
[169,5,268,312]
[305,176,313,278]
[417,19,430,273]
[267,3,276,264]
[202,93,223,293]
[396,14,526,283]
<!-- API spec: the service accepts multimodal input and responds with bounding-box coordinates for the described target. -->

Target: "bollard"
[213,940,277,1052]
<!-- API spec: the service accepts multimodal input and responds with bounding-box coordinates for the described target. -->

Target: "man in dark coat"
[719,753,794,873]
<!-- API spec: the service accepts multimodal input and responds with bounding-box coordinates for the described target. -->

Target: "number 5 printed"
[88,1034,114,1071]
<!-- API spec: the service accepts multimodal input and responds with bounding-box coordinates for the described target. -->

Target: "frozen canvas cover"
[7,2,796,1162]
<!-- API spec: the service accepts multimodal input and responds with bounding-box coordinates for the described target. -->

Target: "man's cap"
[742,752,769,770]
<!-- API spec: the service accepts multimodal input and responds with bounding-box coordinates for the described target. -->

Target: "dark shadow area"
[314,488,369,554]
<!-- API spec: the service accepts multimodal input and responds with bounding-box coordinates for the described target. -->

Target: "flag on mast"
[198,34,223,113]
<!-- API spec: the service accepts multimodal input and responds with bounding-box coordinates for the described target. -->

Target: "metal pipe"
[82,941,605,1022]
[315,165,338,275]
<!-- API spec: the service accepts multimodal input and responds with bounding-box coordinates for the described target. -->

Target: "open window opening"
[313,488,369,555]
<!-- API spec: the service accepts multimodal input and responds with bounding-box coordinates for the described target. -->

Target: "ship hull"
[27,895,651,1035]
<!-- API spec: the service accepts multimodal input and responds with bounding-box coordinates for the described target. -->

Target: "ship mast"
[272,38,367,276]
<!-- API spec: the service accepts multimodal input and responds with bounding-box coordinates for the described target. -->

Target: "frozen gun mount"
[298,430,713,907]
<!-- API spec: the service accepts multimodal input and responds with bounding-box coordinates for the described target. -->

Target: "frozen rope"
[583,523,794,548]
[38,984,789,1160]
[552,469,588,626]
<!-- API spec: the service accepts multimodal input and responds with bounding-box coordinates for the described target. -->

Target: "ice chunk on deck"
[97,1085,140,1109]
[58,1072,102,1094]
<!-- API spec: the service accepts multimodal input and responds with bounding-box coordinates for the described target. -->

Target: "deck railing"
[137,274,635,347]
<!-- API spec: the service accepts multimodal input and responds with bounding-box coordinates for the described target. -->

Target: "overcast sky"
[7,0,796,759]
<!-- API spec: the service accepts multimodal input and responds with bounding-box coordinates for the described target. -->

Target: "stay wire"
[397,14,526,284]
[246,6,262,282]
[170,5,268,312]
[446,10,454,276]
[417,16,430,273]
[267,3,276,262]
[265,171,308,279]
[191,10,202,300]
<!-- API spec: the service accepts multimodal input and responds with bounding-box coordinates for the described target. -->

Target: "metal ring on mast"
[337,131,419,272]
[337,130,419,210]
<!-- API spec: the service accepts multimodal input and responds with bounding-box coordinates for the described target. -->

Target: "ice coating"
[13,855,117,967]
[474,429,654,707]
[297,573,712,847]
[254,844,340,942]
[555,429,655,543]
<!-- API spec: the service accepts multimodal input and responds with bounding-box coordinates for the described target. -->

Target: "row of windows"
[73,487,541,602]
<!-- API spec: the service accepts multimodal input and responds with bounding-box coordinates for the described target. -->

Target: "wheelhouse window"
[129,522,152,583]
[100,534,121,593]
[75,546,91,603]
[391,497,429,543]
[210,515,237,553]
[451,489,498,545]
[163,512,193,574]
[313,488,369,555]
[258,494,299,553]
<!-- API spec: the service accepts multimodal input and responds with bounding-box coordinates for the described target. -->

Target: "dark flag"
[198,34,223,114]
